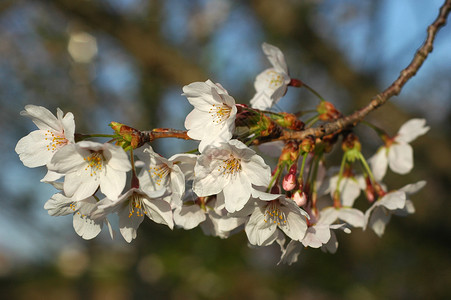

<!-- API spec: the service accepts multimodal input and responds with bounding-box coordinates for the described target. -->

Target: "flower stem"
[302,83,326,102]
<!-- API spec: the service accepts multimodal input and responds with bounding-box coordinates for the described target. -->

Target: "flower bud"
[364,175,375,203]
[269,112,304,130]
[278,141,300,165]
[109,122,142,151]
[301,136,315,153]
[283,173,297,191]
[342,133,361,152]
[317,101,341,121]
[374,182,386,198]
[292,190,307,207]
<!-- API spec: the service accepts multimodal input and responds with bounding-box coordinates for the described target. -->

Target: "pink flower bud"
[283,173,297,191]
[364,176,375,203]
[292,190,307,207]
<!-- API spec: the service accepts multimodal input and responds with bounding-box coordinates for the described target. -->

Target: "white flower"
[250,43,291,110]
[15,105,75,168]
[245,192,309,247]
[137,146,197,208]
[364,181,425,237]
[183,79,237,152]
[48,141,131,201]
[192,139,271,213]
[370,119,429,180]
[93,187,171,243]
[278,206,352,265]
[44,193,113,240]
[327,173,365,207]
[174,192,246,238]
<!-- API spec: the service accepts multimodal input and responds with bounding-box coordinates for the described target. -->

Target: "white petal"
[48,144,86,173]
[369,147,388,181]
[44,193,75,216]
[399,181,426,195]
[15,131,56,168]
[337,208,365,228]
[322,231,339,253]
[280,206,308,242]
[223,175,251,213]
[245,206,277,246]
[143,198,174,229]
[397,118,430,143]
[61,112,76,143]
[262,43,288,74]
[250,89,273,110]
[20,105,61,131]
[41,170,63,183]
[378,191,406,210]
[64,170,99,200]
[103,143,131,172]
[100,166,126,200]
[242,155,271,187]
[73,212,102,240]
[173,205,206,230]
[278,240,303,265]
[118,206,144,243]
[367,207,391,237]
[388,143,413,174]
[339,177,362,207]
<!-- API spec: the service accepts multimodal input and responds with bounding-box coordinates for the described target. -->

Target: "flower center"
[218,154,242,177]
[149,164,170,187]
[265,70,284,90]
[44,130,69,152]
[264,201,287,226]
[129,193,147,218]
[83,151,104,177]
[209,103,232,124]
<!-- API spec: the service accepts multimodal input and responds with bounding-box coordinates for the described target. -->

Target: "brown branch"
[276,0,451,142]
[121,0,451,146]
[141,128,191,143]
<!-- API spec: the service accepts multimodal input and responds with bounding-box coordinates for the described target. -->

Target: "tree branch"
[277,0,451,142]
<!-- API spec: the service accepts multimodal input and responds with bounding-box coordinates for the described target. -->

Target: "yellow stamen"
[44,130,68,152]
[264,201,287,226]
[208,103,232,124]
[265,70,284,90]
[128,193,147,218]
[149,164,170,186]
[217,154,242,178]
[83,151,104,177]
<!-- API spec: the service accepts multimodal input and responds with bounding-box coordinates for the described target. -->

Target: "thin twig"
[136,0,450,146]
[274,0,451,142]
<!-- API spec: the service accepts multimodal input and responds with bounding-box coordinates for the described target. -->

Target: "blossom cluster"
[15,43,428,265]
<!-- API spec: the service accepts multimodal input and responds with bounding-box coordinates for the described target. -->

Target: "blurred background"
[1,0,451,299]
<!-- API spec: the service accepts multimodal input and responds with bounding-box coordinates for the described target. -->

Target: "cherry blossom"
[364,181,426,237]
[250,43,291,110]
[137,146,197,208]
[192,139,271,213]
[244,192,309,247]
[183,79,237,152]
[173,192,246,238]
[15,105,75,168]
[370,119,429,180]
[44,183,113,240]
[47,141,131,201]
[93,187,171,243]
